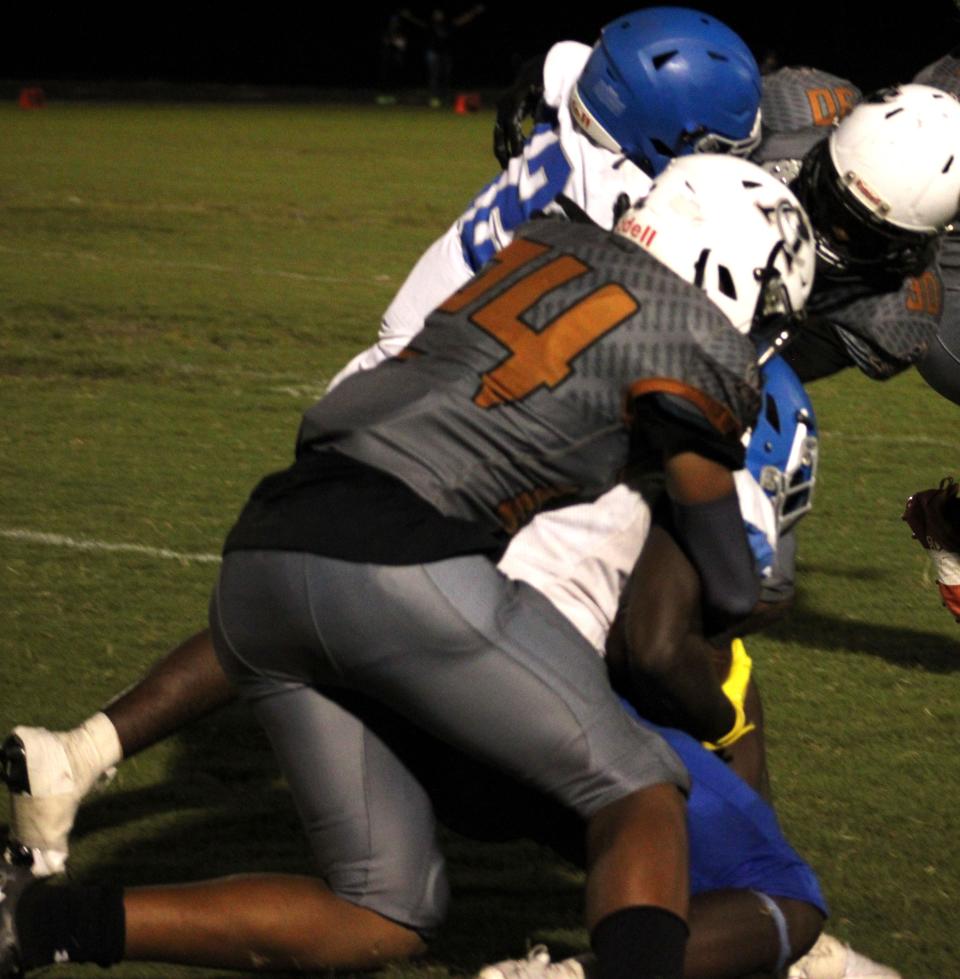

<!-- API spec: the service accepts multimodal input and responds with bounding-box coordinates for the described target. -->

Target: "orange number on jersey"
[906,271,943,316]
[807,86,859,126]
[835,86,858,120]
[439,238,639,408]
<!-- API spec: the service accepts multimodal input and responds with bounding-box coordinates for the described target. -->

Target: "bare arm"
[607,451,759,744]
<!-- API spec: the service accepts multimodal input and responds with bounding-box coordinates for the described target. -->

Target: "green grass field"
[1,100,958,978]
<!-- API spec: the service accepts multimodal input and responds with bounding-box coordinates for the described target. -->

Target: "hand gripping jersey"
[300,219,759,540]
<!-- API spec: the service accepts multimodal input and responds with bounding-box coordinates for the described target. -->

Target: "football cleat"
[477,945,593,979]
[0,854,37,979]
[2,722,118,877]
[788,933,902,979]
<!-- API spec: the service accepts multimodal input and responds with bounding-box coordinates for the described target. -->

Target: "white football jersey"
[499,473,777,656]
[329,41,653,386]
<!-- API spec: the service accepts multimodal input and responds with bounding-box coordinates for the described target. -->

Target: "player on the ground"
[0,328,836,979]
[0,153,816,979]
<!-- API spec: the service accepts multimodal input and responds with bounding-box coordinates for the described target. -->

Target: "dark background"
[1,2,958,97]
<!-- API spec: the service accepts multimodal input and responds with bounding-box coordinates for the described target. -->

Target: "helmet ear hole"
[717,266,737,300]
[763,393,781,433]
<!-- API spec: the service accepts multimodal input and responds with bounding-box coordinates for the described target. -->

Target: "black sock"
[591,905,689,979]
[15,881,125,969]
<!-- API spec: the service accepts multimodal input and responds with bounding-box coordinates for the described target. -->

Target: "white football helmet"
[797,83,960,275]
[614,153,816,340]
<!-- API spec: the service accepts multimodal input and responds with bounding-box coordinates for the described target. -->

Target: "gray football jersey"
[807,266,944,378]
[915,231,960,404]
[761,66,861,134]
[299,220,759,535]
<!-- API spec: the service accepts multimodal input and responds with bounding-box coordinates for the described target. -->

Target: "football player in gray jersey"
[743,83,960,618]
[0,156,815,979]
[778,84,960,385]
[1,6,775,884]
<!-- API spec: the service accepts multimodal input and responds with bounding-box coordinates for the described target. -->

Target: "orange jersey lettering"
[906,271,943,316]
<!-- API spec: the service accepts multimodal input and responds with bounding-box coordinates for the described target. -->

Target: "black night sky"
[1,3,958,97]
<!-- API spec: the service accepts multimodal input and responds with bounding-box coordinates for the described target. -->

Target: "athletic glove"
[903,476,960,622]
[703,638,756,751]
[493,54,546,168]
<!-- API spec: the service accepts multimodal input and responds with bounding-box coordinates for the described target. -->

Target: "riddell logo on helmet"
[616,214,658,247]
[570,100,592,132]
[853,176,883,208]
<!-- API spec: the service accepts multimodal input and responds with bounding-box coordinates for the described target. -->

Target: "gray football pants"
[209,549,689,933]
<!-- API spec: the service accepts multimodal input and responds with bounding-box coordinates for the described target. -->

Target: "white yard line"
[0,528,220,564]
[1,431,957,566]
[0,242,396,288]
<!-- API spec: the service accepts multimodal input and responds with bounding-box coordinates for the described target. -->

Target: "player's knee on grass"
[318,816,451,938]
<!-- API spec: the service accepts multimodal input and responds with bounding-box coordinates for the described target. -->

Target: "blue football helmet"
[747,355,818,534]
[569,6,762,177]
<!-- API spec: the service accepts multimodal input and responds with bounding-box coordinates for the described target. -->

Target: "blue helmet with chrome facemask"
[569,6,762,177]
[747,354,818,534]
